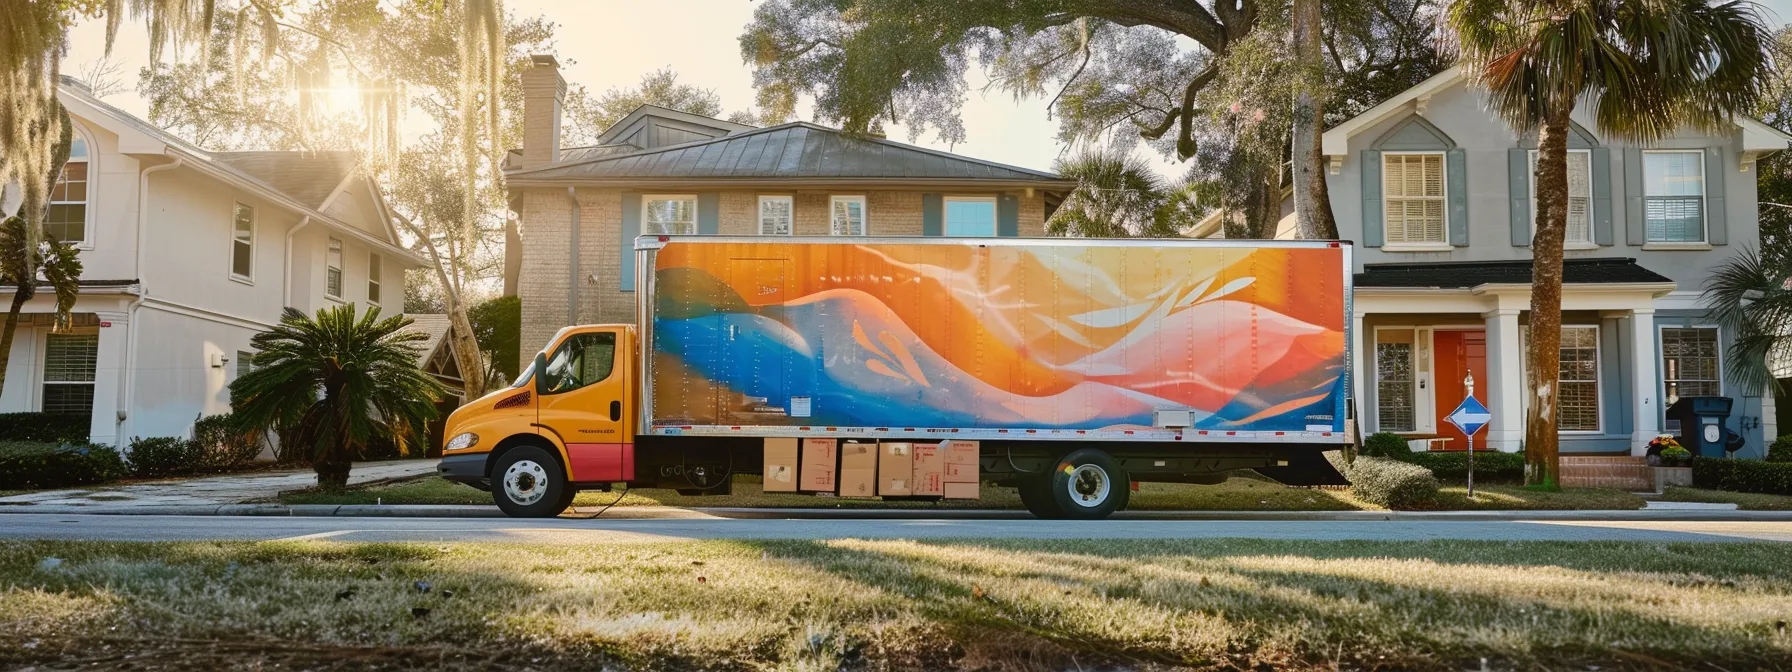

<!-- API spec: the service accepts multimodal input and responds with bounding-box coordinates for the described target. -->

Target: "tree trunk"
[314,456,353,490]
[0,286,31,397]
[1291,0,1338,240]
[1252,162,1282,239]
[447,301,486,401]
[1526,105,1573,488]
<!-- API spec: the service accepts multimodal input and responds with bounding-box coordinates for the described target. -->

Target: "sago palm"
[1446,0,1773,487]
[229,305,447,489]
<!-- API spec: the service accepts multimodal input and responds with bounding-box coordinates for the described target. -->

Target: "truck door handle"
[610,400,621,422]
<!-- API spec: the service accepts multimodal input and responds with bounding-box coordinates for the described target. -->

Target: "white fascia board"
[1739,116,1792,152]
[57,93,169,155]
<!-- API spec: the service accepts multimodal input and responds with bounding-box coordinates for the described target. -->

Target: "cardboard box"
[841,441,878,470]
[800,438,838,492]
[838,468,877,497]
[877,442,914,496]
[911,442,943,496]
[763,438,799,492]
[942,440,979,466]
[943,481,980,499]
[945,462,978,482]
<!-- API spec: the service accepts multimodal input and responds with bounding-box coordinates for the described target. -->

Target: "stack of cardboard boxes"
[942,440,979,498]
[764,438,980,499]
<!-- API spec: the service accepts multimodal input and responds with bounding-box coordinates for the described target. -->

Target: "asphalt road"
[3,514,1791,543]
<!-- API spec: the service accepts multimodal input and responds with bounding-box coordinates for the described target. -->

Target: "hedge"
[127,436,200,477]
[1330,453,1440,509]
[1399,450,1527,484]
[0,441,127,490]
[1360,432,1412,459]
[191,414,263,469]
[1692,457,1792,496]
[0,412,92,443]
[1768,435,1792,464]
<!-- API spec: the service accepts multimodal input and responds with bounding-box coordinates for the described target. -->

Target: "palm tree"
[1051,146,1168,238]
[0,217,82,397]
[1703,247,1790,395]
[1446,0,1774,487]
[230,305,447,489]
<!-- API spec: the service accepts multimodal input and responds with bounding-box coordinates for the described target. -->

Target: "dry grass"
[1660,486,1792,510]
[1,538,1789,670]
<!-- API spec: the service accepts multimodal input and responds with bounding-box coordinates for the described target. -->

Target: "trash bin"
[1665,396,1738,458]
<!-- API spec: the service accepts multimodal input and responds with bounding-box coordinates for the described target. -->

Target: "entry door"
[1432,329,1488,450]
[536,329,633,482]
[723,260,789,422]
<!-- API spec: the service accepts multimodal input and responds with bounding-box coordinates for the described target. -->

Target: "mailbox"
[1666,397,1738,458]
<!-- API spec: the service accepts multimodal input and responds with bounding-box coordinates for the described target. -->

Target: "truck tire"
[1016,473,1062,518]
[492,446,571,518]
[1036,448,1130,520]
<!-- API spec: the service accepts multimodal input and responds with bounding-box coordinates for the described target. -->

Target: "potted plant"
[1645,434,1687,466]
[1660,444,1692,467]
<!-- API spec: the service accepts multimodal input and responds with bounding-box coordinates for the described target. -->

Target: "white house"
[0,77,426,447]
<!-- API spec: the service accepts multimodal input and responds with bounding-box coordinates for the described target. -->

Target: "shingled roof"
[1356,258,1675,289]
[505,122,1071,186]
[211,151,359,208]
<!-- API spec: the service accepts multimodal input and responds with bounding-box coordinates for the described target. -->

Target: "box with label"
[942,440,979,466]
[877,442,914,496]
[837,441,877,497]
[800,438,838,492]
[911,442,943,496]
[762,438,799,492]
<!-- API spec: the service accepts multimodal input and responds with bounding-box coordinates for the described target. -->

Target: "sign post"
[1446,373,1491,497]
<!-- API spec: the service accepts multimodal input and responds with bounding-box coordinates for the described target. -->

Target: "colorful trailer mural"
[639,237,1352,442]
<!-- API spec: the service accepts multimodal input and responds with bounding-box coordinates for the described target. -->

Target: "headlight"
[444,432,479,451]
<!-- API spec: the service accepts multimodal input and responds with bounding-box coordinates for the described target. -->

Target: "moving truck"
[439,236,1354,519]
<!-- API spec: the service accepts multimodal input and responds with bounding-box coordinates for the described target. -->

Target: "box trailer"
[438,236,1354,519]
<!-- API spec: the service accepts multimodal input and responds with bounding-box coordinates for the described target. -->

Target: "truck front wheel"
[492,446,572,518]
[1022,448,1130,520]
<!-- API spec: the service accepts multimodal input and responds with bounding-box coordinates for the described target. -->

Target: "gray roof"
[507,122,1067,184]
[212,151,359,208]
[405,313,453,368]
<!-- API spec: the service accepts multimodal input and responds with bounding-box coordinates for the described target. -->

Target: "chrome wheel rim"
[1065,464,1110,508]
[503,459,550,506]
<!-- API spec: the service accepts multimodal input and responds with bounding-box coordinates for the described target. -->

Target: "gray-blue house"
[1321,66,1791,458]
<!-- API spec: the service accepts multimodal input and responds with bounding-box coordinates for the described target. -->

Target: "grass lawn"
[280,474,1647,512]
[1660,486,1792,510]
[1,539,1788,670]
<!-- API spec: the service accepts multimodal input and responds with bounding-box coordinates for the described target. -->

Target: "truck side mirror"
[533,352,549,396]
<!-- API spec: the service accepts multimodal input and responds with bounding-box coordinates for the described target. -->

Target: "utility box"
[1667,396,1737,458]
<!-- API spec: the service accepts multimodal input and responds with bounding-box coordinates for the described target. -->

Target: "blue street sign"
[1447,396,1491,437]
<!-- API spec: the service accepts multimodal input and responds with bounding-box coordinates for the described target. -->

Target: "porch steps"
[1559,456,1654,491]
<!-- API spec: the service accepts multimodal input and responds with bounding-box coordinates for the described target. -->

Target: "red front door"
[1432,330,1488,450]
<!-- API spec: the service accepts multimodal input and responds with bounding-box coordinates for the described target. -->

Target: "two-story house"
[0,78,425,447]
[505,56,1076,352]
[1325,66,1791,459]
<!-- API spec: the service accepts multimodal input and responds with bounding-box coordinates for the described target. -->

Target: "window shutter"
[1623,147,1644,245]
[1360,150,1383,247]
[997,195,1019,237]
[1705,146,1727,245]
[1591,147,1613,246]
[922,193,943,236]
[1507,148,1530,246]
[620,192,640,291]
[1446,148,1468,246]
[697,192,720,235]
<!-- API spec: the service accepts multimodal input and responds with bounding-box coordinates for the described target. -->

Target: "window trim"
[758,195,794,236]
[642,194,700,235]
[367,251,383,306]
[942,195,1001,238]
[1372,325,1426,434]
[325,236,344,301]
[229,202,256,285]
[830,195,869,236]
[1555,324,1603,435]
[1379,150,1449,249]
[48,126,96,250]
[39,330,99,416]
[1658,324,1723,423]
[235,349,257,379]
[1640,149,1708,244]
[1527,148,1596,248]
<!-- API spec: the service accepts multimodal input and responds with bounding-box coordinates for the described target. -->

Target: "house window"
[1529,149,1593,245]
[944,196,997,237]
[1643,151,1705,243]
[759,195,793,235]
[830,195,867,236]
[1662,327,1720,413]
[1375,329,1417,432]
[42,333,98,417]
[326,237,343,299]
[367,253,383,305]
[235,350,256,378]
[1557,326,1600,432]
[1382,153,1446,244]
[644,196,698,235]
[230,203,254,281]
[47,136,89,244]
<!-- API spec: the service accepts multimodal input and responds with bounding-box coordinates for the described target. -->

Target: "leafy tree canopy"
[566,68,769,142]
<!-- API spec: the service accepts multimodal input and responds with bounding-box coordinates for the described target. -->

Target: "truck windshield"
[510,361,534,389]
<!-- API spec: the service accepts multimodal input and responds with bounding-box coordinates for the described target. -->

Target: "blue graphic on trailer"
[1446,396,1490,437]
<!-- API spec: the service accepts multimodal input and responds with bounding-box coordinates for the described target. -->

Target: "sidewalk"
[0,460,438,509]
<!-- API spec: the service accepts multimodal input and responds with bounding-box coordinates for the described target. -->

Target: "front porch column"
[89,311,129,447]
[1483,308,1524,452]
[1629,309,1659,455]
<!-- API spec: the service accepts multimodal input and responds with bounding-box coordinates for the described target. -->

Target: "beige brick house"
[505,56,1077,352]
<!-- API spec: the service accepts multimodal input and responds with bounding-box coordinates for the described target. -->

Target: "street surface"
[3,514,1790,543]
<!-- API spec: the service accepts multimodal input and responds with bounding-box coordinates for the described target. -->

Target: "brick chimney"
[521,54,566,170]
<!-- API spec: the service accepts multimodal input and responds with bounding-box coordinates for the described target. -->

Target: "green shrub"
[0,412,91,443]
[191,414,263,470]
[1360,432,1412,459]
[1334,454,1440,509]
[127,436,200,477]
[0,441,127,489]
[1768,435,1792,463]
[1400,450,1527,483]
[1692,457,1792,495]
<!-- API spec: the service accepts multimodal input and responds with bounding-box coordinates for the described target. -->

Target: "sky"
[60,0,1792,179]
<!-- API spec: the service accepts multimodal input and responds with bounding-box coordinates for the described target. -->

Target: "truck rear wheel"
[492,446,571,518]
[1024,448,1129,520]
